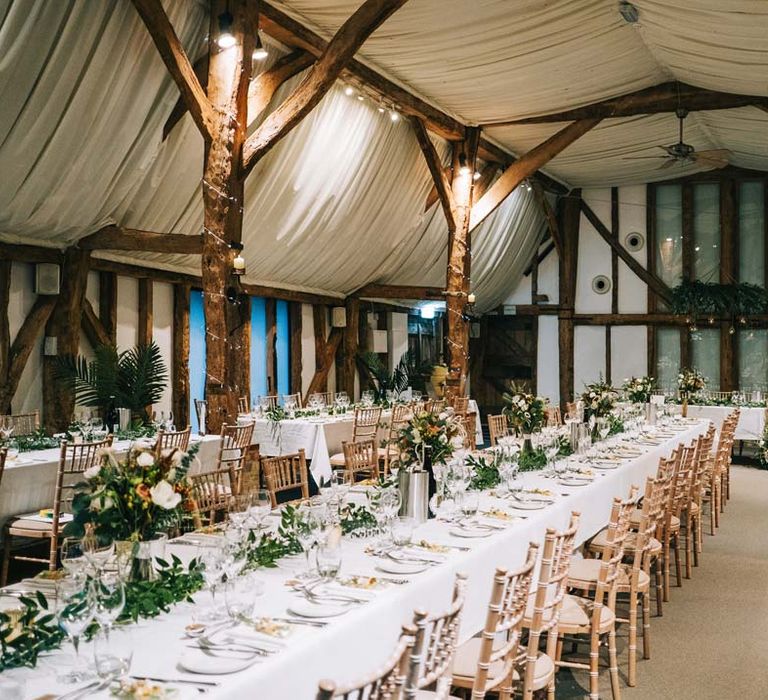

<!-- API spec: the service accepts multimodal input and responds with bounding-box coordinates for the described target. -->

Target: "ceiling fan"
[626,108,731,170]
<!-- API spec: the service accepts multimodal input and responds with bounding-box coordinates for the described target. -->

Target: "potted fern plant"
[56,341,168,427]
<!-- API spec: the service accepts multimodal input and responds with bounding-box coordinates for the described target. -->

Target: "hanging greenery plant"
[669,280,768,318]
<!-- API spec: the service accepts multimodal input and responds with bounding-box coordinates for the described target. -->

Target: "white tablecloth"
[0,436,222,532]
[10,420,709,700]
[684,405,764,440]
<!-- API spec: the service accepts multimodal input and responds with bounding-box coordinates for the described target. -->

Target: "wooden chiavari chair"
[237,396,250,414]
[424,398,446,415]
[257,395,279,410]
[689,426,715,558]
[462,412,477,449]
[310,391,335,407]
[155,426,191,457]
[451,543,539,699]
[281,392,303,409]
[520,512,580,700]
[545,405,562,427]
[560,497,634,700]
[341,439,379,482]
[488,414,510,447]
[379,403,411,475]
[403,573,467,700]
[262,450,310,507]
[330,406,383,468]
[1,411,40,436]
[703,412,737,534]
[1,437,113,585]
[316,625,416,700]
[193,398,207,433]
[216,422,254,496]
[451,396,470,415]
[189,469,230,529]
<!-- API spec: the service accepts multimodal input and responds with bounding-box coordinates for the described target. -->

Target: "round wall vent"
[625,231,645,252]
[592,275,612,295]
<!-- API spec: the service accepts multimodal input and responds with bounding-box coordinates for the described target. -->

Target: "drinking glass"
[93,572,125,641]
[295,505,320,578]
[391,516,415,547]
[361,390,375,407]
[224,572,265,621]
[61,537,88,576]
[316,542,342,583]
[166,410,175,431]
[459,491,479,518]
[94,626,133,682]
[227,493,253,532]
[56,575,95,683]
[248,489,273,529]
[200,547,226,619]
[83,532,115,573]
[283,395,297,416]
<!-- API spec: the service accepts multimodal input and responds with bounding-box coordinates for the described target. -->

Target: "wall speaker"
[625,231,645,252]
[592,275,612,295]
[331,307,347,328]
[35,263,61,295]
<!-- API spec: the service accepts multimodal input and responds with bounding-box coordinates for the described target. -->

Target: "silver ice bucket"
[645,403,657,425]
[398,470,429,524]
[118,408,132,431]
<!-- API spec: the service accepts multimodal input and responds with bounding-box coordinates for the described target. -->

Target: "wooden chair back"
[237,396,250,414]
[316,625,416,700]
[462,412,476,449]
[404,573,468,700]
[424,399,446,415]
[282,393,303,409]
[629,477,662,584]
[670,444,697,519]
[487,414,509,447]
[383,404,412,474]
[309,391,335,407]
[189,469,230,528]
[257,395,279,410]
[352,406,382,442]
[690,427,715,509]
[193,399,207,433]
[1,411,40,436]
[217,422,254,495]
[155,426,191,457]
[262,450,310,507]
[545,406,562,427]
[522,512,580,699]
[342,439,379,482]
[451,396,470,415]
[470,542,538,699]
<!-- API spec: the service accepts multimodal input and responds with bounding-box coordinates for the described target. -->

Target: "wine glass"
[294,505,320,578]
[227,493,253,532]
[361,390,375,407]
[248,489,273,529]
[283,395,297,416]
[56,575,95,683]
[166,410,175,431]
[199,547,226,620]
[61,537,88,576]
[83,532,115,574]
[93,572,125,642]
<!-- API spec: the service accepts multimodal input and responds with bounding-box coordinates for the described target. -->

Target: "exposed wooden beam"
[558,190,580,409]
[289,302,303,394]
[341,297,360,395]
[353,283,443,300]
[78,225,203,255]
[249,49,315,122]
[172,284,191,429]
[305,326,343,403]
[720,177,737,391]
[524,239,556,277]
[580,199,674,305]
[0,261,11,397]
[0,242,62,264]
[242,0,410,177]
[138,278,153,346]
[0,295,57,414]
[483,81,768,126]
[81,299,112,349]
[163,54,209,141]
[531,181,562,258]
[130,0,215,137]
[470,119,601,231]
[313,305,328,388]
[423,166,452,212]
[99,271,117,345]
[610,187,619,315]
[411,117,457,228]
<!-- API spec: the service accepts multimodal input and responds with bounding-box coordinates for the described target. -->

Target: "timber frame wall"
[499,166,768,409]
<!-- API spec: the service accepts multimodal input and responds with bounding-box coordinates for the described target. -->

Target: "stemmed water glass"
[283,394,297,416]
[248,489,272,530]
[83,532,115,574]
[361,390,375,407]
[92,572,125,643]
[545,435,560,475]
[294,505,320,579]
[598,417,611,443]
[61,537,88,577]
[199,547,227,620]
[56,574,96,683]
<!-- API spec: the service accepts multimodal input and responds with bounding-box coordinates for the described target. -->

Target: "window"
[655,185,683,296]
[656,327,680,391]
[739,181,765,285]
[690,328,720,388]
[693,183,720,281]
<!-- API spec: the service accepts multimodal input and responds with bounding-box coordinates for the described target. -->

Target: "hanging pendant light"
[217,10,236,48]
[252,32,268,60]
[458,153,471,176]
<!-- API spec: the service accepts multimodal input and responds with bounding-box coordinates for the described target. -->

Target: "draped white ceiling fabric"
[0,0,765,302]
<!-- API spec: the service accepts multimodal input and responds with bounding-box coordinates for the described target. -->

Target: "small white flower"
[150,480,181,509]
[84,465,101,480]
[136,451,155,468]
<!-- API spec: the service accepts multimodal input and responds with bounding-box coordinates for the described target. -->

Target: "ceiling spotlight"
[217,11,236,48]
[377,105,386,113]
[473,170,481,181]
[344,85,355,96]
[458,153,471,176]
[618,1,640,24]
[389,109,400,122]
[357,94,365,101]
[252,33,268,60]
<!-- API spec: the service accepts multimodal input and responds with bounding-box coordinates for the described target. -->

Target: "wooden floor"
[557,465,768,699]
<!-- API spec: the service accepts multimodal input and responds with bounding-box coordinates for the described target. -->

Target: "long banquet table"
[10,419,710,700]
[683,404,764,441]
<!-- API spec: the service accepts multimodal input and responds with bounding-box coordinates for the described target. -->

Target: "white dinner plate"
[375,560,429,575]
[178,647,260,674]
[558,478,592,487]
[286,600,349,618]
[507,500,548,511]
[592,461,620,470]
[449,527,491,538]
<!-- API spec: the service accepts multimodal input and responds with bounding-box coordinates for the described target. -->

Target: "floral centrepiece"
[580,379,618,420]
[622,376,657,404]
[501,384,546,436]
[678,368,706,397]
[397,411,461,467]
[65,442,199,543]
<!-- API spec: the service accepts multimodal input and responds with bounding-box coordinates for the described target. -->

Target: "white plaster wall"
[9,263,42,413]
[300,303,315,396]
[574,326,606,393]
[153,281,173,415]
[576,189,612,314]
[388,312,409,372]
[116,276,138,350]
[611,326,648,384]
[537,246,559,304]
[617,184,648,313]
[504,274,532,305]
[537,315,559,406]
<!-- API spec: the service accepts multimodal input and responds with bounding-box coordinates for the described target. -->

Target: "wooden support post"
[342,298,360,397]
[138,278,153,346]
[0,261,11,403]
[43,248,91,432]
[230,291,251,404]
[305,327,343,403]
[610,187,619,314]
[99,271,117,344]
[720,177,737,390]
[313,305,328,389]
[172,284,191,429]
[605,324,612,385]
[289,302,303,395]
[558,190,581,409]
[81,300,112,349]
[265,298,277,395]
[444,128,480,400]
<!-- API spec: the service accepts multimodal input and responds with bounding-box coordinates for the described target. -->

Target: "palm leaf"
[118,341,168,415]
[55,345,120,409]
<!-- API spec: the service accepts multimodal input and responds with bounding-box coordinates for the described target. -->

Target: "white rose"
[150,480,181,510]
[451,436,464,449]
[84,465,101,480]
[136,451,155,468]
[171,450,185,466]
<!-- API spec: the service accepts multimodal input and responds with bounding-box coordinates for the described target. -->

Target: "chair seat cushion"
[523,592,614,633]
[329,453,346,466]
[588,529,661,555]
[376,446,399,459]
[568,558,650,592]
[630,508,679,530]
